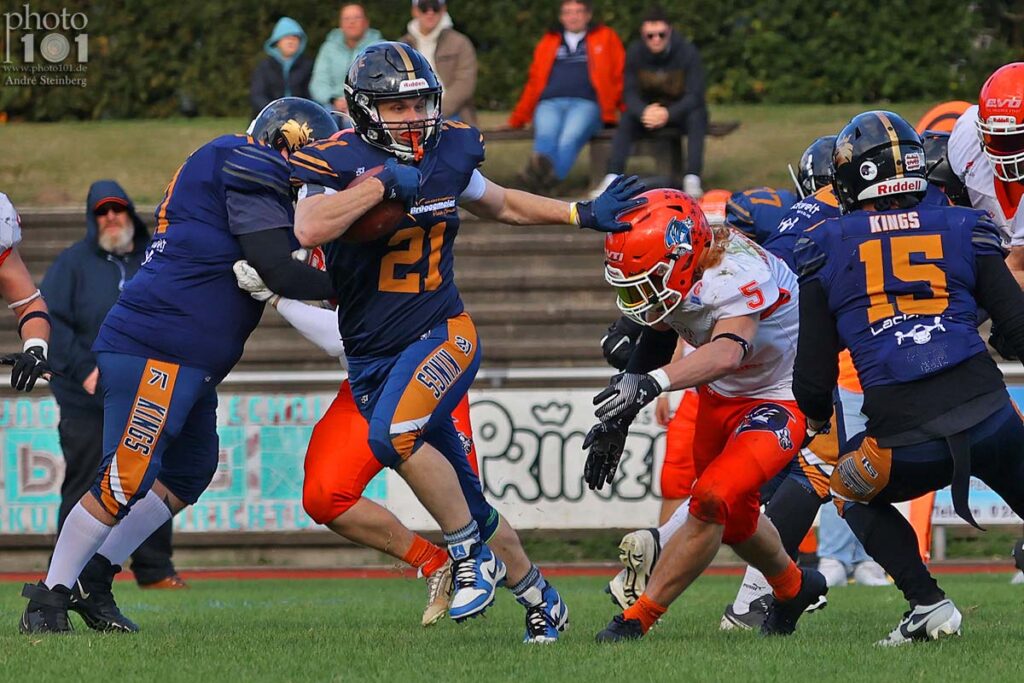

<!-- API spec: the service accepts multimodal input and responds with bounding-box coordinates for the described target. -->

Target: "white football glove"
[232,260,276,302]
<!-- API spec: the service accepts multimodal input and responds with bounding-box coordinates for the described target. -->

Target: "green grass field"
[0,103,937,207]
[1,574,1020,682]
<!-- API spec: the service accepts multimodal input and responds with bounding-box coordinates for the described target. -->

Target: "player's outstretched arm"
[0,249,52,391]
[462,174,646,232]
[593,316,756,424]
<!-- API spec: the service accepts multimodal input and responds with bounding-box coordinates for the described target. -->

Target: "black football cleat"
[761,568,828,636]
[20,582,73,634]
[69,554,139,633]
[720,595,772,631]
[595,614,645,643]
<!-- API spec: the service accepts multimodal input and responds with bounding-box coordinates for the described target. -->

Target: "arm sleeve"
[275,297,346,364]
[39,260,96,383]
[459,170,487,202]
[666,46,705,123]
[237,228,336,301]
[975,252,1024,363]
[625,326,679,373]
[793,278,840,422]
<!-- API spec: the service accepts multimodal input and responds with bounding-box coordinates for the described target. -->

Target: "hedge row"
[0,0,1016,120]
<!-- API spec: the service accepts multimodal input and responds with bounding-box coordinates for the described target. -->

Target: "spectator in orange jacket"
[507,0,625,190]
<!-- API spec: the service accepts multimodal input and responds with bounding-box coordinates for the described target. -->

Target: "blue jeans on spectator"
[820,386,873,570]
[532,97,602,180]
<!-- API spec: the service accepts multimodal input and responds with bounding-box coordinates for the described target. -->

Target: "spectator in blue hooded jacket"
[41,180,186,589]
[250,17,314,117]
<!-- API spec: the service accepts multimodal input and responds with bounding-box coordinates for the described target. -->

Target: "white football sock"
[45,502,114,589]
[656,498,690,547]
[97,490,174,566]
[731,566,772,615]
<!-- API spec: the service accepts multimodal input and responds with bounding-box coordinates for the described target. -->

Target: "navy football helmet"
[795,135,836,198]
[345,41,443,162]
[832,111,928,213]
[249,97,338,154]
[921,130,970,207]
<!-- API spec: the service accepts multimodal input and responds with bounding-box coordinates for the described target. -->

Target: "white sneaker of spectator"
[817,557,849,587]
[852,560,890,586]
[683,174,704,199]
[589,173,619,199]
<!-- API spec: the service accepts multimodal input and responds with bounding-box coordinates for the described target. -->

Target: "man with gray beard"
[41,180,187,592]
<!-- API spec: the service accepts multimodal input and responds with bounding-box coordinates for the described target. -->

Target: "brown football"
[341,165,408,243]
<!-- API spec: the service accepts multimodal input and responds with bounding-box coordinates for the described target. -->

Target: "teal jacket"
[309,27,383,106]
[250,17,313,116]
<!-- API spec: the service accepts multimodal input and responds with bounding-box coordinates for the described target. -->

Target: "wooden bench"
[482,120,741,188]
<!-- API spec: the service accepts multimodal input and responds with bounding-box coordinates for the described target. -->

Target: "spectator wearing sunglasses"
[401,0,478,125]
[591,5,707,199]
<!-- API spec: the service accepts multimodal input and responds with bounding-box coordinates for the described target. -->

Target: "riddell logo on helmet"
[399,78,429,92]
[876,179,924,194]
[986,96,1023,109]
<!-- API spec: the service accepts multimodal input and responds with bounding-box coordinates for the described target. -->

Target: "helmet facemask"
[977,116,1024,182]
[347,89,442,162]
[606,220,701,326]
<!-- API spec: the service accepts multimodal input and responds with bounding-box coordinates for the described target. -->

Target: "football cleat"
[876,599,962,647]
[609,528,660,608]
[421,559,453,627]
[595,614,645,643]
[720,595,772,631]
[522,583,570,644]
[19,582,73,634]
[761,568,828,636]
[448,541,506,622]
[69,554,139,633]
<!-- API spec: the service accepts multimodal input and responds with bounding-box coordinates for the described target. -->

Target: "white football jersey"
[948,105,1024,246]
[663,231,799,400]
[0,192,23,254]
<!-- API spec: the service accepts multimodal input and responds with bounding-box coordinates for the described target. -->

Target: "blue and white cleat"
[448,541,506,622]
[523,583,570,644]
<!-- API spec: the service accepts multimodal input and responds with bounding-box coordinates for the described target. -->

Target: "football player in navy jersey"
[794,111,1024,645]
[725,186,799,245]
[286,42,644,642]
[19,99,339,634]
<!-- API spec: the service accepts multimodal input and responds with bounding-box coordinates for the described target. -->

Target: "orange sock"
[402,535,448,577]
[766,561,802,601]
[622,594,667,633]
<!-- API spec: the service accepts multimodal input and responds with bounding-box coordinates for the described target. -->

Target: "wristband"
[568,202,581,226]
[648,368,672,392]
[23,337,48,357]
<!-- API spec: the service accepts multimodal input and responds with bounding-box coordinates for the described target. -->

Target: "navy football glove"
[575,175,648,233]
[0,343,50,392]
[377,157,422,210]
[593,372,665,423]
[583,418,629,491]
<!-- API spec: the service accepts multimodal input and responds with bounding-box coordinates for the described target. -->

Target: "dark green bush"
[0,0,1015,120]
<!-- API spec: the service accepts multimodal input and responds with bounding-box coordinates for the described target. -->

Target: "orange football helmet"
[977,62,1024,182]
[604,189,713,325]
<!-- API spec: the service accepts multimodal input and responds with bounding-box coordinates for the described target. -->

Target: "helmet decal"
[664,216,694,251]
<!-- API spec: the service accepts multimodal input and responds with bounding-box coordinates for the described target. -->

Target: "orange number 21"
[379,222,446,294]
